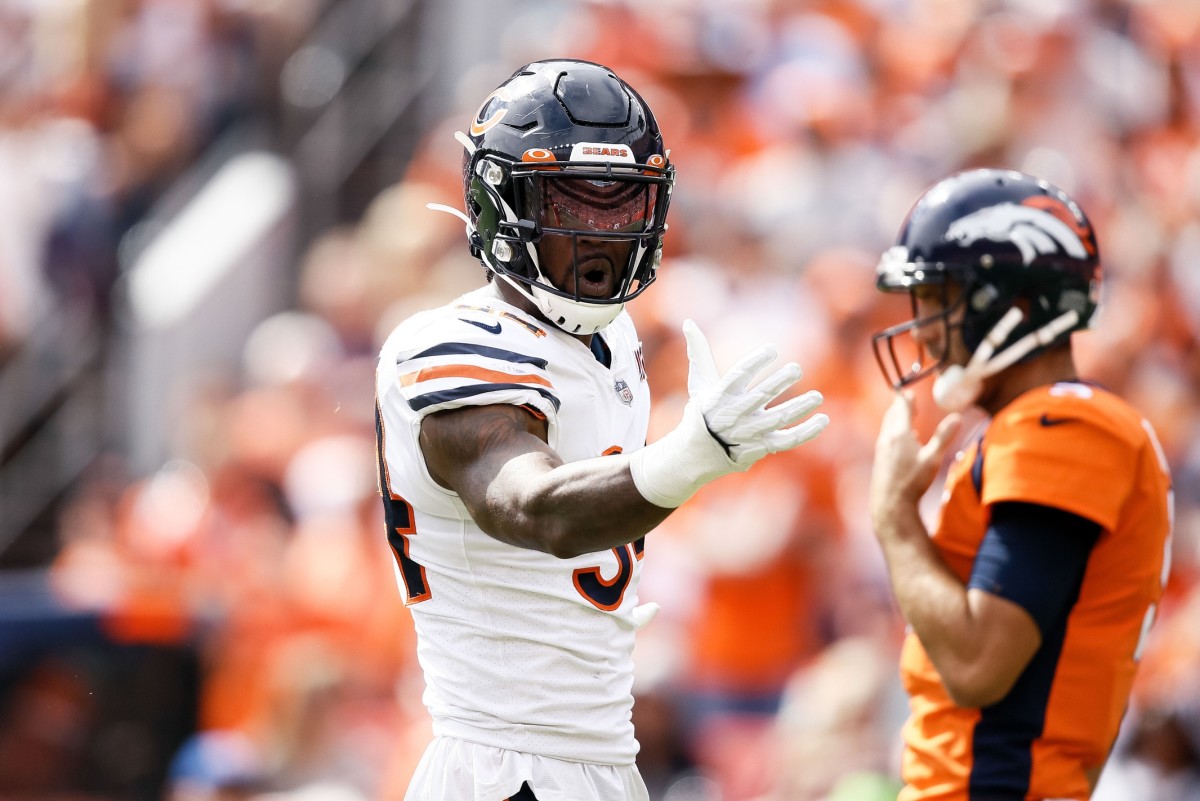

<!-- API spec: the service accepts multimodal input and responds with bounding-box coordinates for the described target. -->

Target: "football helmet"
[453,59,674,336]
[872,168,1100,411]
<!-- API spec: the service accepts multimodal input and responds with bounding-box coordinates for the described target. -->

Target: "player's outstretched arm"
[420,320,829,559]
[420,402,673,558]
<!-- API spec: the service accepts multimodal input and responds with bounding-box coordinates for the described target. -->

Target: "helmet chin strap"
[427,202,471,226]
[485,266,625,335]
[932,307,1081,412]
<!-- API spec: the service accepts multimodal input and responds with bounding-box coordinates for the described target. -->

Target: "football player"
[374,59,829,801]
[869,168,1174,800]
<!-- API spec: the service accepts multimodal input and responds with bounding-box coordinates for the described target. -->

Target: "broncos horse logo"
[945,202,1091,265]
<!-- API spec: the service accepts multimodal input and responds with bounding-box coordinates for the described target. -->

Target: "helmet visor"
[480,156,674,312]
[536,174,659,236]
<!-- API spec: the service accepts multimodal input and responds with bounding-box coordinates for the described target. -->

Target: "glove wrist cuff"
[630,402,739,508]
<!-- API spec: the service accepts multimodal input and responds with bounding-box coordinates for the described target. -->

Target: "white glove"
[629,319,829,508]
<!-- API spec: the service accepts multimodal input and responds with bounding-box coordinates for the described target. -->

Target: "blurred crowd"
[0,0,317,351]
[2,1,1200,800]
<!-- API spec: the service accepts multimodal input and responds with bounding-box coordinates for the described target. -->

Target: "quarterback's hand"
[629,320,829,508]
[870,390,961,530]
[683,319,828,466]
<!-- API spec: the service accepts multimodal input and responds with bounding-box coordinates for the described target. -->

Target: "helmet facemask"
[872,270,970,392]
[469,152,673,335]
[874,259,1087,411]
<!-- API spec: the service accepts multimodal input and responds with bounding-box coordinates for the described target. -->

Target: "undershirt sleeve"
[967,501,1101,635]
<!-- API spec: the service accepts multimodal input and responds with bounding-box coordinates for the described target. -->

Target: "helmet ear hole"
[970,283,1000,313]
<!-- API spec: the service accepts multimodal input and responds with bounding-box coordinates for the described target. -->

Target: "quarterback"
[374,60,829,801]
[869,169,1174,800]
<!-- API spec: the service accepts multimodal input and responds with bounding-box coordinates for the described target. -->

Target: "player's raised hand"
[682,319,828,466]
[630,320,829,508]
[870,391,961,528]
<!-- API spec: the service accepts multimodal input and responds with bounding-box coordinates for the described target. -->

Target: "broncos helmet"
[456,59,674,335]
[872,168,1100,405]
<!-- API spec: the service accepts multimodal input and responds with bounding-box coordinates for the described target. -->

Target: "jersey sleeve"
[390,312,561,425]
[980,401,1134,532]
[967,501,1100,634]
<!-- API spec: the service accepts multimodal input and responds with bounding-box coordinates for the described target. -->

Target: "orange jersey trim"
[519,404,547,421]
[400,364,554,389]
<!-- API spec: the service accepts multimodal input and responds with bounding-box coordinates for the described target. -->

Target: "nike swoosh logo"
[460,318,502,335]
[1040,414,1075,427]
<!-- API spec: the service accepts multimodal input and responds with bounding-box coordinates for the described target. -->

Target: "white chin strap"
[496,271,625,336]
[932,307,1081,412]
[425,202,624,336]
[427,201,472,229]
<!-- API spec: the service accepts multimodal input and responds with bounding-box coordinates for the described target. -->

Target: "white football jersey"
[375,286,652,765]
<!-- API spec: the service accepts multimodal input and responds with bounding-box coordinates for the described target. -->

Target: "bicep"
[419,404,557,529]
[966,501,1101,695]
[970,501,1101,633]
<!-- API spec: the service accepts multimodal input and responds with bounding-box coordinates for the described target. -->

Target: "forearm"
[421,404,677,557]
[423,318,830,559]
[871,396,1035,707]
[483,451,672,558]
[876,505,992,701]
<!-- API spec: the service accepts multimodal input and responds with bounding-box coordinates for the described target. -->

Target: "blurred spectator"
[1093,704,1200,801]
[766,637,906,801]
[166,729,266,801]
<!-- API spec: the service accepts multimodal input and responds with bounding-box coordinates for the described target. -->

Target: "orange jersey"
[899,382,1173,801]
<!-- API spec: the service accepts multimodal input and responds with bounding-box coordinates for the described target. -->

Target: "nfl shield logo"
[614,379,634,406]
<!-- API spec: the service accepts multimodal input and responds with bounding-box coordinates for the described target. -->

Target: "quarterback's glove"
[630,319,829,508]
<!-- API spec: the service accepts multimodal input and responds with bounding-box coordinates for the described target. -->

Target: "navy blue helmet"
[873,168,1100,391]
[460,59,674,335]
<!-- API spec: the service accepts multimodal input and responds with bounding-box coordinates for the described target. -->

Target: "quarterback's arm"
[871,499,1042,708]
[870,394,1100,707]
[870,393,1028,708]
[875,501,1100,707]
[420,403,671,558]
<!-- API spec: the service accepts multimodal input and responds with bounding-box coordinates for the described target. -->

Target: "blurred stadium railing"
[0,297,105,562]
[0,0,435,571]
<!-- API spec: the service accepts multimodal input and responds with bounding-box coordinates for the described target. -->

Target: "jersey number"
[377,402,430,605]
[378,417,645,611]
[384,492,431,605]
[574,538,644,611]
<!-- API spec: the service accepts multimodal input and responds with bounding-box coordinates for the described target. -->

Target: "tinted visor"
[537,175,658,235]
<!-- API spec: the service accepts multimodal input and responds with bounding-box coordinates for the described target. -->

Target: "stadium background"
[0,0,1197,799]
